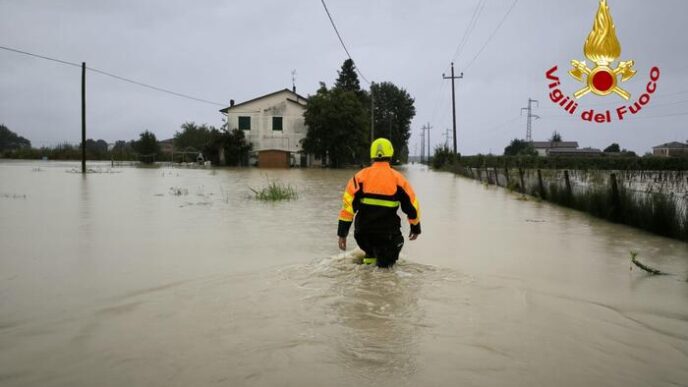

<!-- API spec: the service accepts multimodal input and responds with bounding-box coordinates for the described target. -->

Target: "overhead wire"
[462,0,520,71]
[450,0,486,63]
[0,44,225,107]
[319,0,370,85]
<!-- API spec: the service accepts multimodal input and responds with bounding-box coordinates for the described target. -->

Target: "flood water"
[1,160,687,387]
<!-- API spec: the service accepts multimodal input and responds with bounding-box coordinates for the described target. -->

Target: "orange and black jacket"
[337,161,421,237]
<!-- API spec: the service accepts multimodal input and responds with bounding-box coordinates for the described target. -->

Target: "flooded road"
[1,160,687,386]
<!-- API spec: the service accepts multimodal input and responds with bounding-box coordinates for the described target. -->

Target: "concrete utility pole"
[81,62,86,174]
[426,122,431,160]
[421,123,432,162]
[420,127,426,163]
[443,62,463,155]
[521,98,540,142]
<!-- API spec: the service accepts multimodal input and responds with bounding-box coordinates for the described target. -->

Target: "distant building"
[652,141,688,157]
[547,147,602,157]
[220,88,312,168]
[159,138,174,155]
[531,141,579,156]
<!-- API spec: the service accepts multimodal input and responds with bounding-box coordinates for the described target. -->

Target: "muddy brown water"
[1,160,687,386]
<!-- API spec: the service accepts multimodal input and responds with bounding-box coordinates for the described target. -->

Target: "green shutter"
[238,116,251,130]
[272,117,283,131]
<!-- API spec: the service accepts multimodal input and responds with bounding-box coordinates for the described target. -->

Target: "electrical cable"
[319,0,370,85]
[463,0,520,71]
[0,44,225,107]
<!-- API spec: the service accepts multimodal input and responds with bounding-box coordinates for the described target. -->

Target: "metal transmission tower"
[521,98,540,142]
[443,128,451,147]
[443,62,463,154]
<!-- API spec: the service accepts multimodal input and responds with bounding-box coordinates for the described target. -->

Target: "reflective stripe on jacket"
[337,162,421,237]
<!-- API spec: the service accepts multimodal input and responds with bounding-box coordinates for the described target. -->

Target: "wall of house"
[225,91,306,154]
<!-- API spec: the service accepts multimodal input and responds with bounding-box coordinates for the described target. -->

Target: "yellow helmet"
[370,138,394,160]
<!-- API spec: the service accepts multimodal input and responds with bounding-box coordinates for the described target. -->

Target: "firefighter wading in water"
[337,138,421,268]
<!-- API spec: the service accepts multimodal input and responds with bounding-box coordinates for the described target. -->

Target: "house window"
[238,116,251,130]
[272,117,283,131]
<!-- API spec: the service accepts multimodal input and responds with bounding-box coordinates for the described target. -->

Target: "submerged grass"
[250,180,298,201]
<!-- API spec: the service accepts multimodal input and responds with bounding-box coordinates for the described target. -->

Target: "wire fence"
[454,165,688,242]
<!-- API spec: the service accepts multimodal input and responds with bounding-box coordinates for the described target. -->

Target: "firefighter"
[337,138,421,268]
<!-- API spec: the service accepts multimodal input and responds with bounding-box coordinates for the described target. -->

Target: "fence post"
[504,166,510,186]
[519,168,525,194]
[610,173,620,220]
[537,169,546,199]
[564,170,572,196]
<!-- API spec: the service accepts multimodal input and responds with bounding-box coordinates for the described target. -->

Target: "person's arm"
[397,175,421,239]
[337,176,359,250]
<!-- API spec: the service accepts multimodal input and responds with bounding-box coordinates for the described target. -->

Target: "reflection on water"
[0,160,687,386]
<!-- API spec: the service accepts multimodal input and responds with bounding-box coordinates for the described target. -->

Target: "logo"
[545,0,660,123]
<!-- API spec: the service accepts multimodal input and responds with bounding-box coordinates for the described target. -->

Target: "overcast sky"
[1,0,687,155]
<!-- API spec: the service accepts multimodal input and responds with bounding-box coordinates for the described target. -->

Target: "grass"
[250,180,298,201]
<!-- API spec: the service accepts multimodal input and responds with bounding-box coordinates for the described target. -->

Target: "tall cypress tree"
[334,59,361,93]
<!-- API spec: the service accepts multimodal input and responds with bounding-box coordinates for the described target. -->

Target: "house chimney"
[230,99,235,107]
[292,85,296,93]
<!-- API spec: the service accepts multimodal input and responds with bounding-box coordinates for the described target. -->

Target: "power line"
[451,0,486,62]
[319,0,370,84]
[0,44,81,68]
[0,44,225,107]
[463,0,520,71]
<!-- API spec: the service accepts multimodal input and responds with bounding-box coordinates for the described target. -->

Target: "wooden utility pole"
[81,62,86,174]
[443,62,463,155]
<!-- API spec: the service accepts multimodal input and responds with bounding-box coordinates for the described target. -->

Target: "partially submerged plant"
[250,180,298,201]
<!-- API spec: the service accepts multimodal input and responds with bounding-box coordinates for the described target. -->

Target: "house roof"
[219,89,309,113]
[531,141,579,149]
[652,141,688,149]
[548,147,601,154]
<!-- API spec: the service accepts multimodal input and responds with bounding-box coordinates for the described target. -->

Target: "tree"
[370,82,416,163]
[303,83,369,167]
[504,138,537,156]
[335,59,361,94]
[223,128,252,166]
[0,124,31,151]
[134,130,160,164]
[549,131,562,142]
[173,122,214,151]
[604,143,620,152]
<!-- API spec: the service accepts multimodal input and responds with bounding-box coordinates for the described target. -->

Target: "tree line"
[303,59,416,167]
[0,122,251,165]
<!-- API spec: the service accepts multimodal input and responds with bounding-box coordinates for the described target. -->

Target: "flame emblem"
[569,0,636,100]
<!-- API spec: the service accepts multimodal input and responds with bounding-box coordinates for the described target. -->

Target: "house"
[159,138,175,155]
[531,141,579,156]
[652,141,688,157]
[220,88,311,168]
[547,147,602,157]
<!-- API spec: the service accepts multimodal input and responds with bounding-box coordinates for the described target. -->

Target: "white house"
[220,88,310,167]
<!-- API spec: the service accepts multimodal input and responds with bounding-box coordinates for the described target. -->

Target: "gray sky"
[1,0,686,155]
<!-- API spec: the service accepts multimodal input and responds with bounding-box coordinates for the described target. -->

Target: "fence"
[452,165,688,242]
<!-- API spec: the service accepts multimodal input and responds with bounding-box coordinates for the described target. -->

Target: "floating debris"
[629,251,664,275]
[1,193,27,199]
[169,187,188,196]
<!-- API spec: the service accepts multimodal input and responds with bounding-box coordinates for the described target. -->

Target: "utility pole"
[421,123,432,162]
[426,122,431,161]
[443,128,451,147]
[420,127,426,163]
[443,62,463,155]
[81,62,86,174]
[521,98,540,142]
